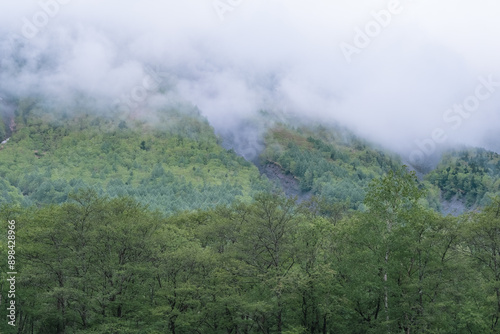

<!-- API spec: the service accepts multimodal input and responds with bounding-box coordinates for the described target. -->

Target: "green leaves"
[261,124,402,209]
[0,103,269,213]
[3,169,500,333]
[365,166,423,218]
[460,197,500,331]
[3,191,163,332]
[426,148,500,208]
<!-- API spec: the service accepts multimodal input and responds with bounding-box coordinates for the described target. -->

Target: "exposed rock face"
[256,160,312,202]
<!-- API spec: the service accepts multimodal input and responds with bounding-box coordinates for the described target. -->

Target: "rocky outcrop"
[256,160,312,202]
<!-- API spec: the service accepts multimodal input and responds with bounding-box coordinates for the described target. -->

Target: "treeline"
[2,167,500,333]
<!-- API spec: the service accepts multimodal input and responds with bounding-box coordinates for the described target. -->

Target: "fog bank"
[1,0,499,161]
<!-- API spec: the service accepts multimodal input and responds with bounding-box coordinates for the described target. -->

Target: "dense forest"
[1,0,498,332]
[426,148,500,208]
[260,124,445,212]
[1,99,500,333]
[0,99,270,214]
[2,169,500,333]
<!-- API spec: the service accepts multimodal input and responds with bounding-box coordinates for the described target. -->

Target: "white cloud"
[0,0,499,158]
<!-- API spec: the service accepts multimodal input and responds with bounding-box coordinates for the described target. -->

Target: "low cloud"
[1,0,499,161]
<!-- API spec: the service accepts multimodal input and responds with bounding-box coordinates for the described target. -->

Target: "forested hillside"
[2,169,500,333]
[426,148,500,208]
[1,0,498,332]
[260,124,444,211]
[1,98,500,333]
[4,98,497,215]
[0,99,270,214]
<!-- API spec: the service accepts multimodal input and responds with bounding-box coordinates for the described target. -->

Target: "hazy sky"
[1,0,499,161]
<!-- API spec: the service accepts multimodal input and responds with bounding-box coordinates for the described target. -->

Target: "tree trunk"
[277,297,283,334]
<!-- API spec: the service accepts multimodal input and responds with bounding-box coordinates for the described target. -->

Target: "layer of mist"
[1,0,499,163]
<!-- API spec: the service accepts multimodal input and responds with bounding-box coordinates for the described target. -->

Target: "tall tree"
[236,193,299,334]
[364,167,423,330]
[463,197,500,331]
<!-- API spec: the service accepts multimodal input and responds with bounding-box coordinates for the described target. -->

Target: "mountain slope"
[0,98,270,214]
[425,147,500,210]
[258,123,409,209]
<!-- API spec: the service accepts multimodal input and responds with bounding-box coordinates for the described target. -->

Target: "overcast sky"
[1,0,499,161]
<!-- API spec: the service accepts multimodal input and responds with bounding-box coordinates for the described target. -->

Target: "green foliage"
[0,99,271,214]
[426,148,500,208]
[1,174,498,333]
[0,178,23,206]
[461,197,500,332]
[3,99,500,333]
[261,124,403,208]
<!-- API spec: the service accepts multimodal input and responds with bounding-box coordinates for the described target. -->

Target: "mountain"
[258,123,401,208]
[2,97,500,215]
[0,98,270,214]
[2,97,500,333]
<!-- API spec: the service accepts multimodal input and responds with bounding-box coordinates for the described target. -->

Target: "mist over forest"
[1,1,500,333]
[1,0,500,161]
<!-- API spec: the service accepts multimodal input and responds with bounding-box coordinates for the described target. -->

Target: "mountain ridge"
[1,97,499,214]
